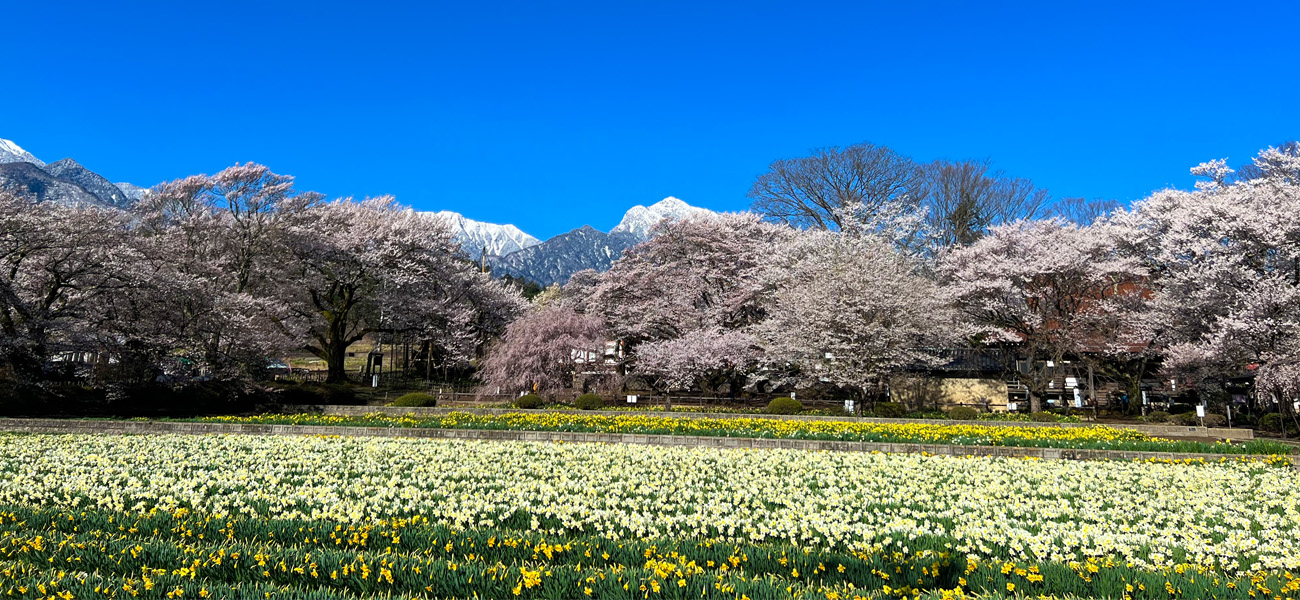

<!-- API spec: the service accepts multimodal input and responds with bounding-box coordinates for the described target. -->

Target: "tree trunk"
[1028,389,1042,414]
[325,341,348,384]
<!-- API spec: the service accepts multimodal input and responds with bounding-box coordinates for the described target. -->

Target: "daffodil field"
[0,433,1298,599]
[195,412,1290,455]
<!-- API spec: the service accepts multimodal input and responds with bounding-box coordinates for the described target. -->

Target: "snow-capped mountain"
[489,197,716,286]
[0,138,46,167]
[0,137,143,208]
[115,182,151,201]
[430,210,541,259]
[610,196,713,239]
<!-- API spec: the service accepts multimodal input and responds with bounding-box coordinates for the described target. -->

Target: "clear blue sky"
[4,1,1297,239]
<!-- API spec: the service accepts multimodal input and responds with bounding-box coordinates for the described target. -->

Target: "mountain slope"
[43,159,132,208]
[0,162,103,205]
[489,226,640,286]
[0,139,44,167]
[431,210,540,259]
[487,197,715,286]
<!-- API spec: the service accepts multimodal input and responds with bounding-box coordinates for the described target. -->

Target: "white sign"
[1073,388,1083,407]
[1141,391,1148,405]
[843,399,854,414]
[1195,405,1206,418]
[1007,402,1018,411]
[626,395,637,404]
[1065,377,1078,389]
[371,375,379,388]
[790,392,796,401]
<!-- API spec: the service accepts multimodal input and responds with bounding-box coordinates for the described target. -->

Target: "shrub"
[574,394,605,410]
[392,393,437,407]
[1029,411,1057,422]
[872,402,906,419]
[514,394,543,409]
[276,385,323,405]
[1202,414,1227,428]
[319,384,358,405]
[765,397,802,415]
[1172,412,1200,426]
[947,407,979,421]
[1258,413,1284,433]
[1145,411,1170,423]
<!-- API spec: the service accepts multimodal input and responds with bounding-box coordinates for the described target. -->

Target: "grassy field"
[0,433,1297,598]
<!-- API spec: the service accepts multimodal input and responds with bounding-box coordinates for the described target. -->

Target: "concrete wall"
[300,405,1256,440]
[890,376,1010,412]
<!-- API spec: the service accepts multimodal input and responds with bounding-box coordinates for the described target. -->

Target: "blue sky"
[3,1,1297,239]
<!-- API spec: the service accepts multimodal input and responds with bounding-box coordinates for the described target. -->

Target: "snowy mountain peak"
[0,138,44,167]
[610,196,713,240]
[429,210,542,259]
[115,182,151,201]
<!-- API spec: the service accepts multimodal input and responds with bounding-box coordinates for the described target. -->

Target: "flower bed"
[196,411,1289,454]
[0,434,1297,598]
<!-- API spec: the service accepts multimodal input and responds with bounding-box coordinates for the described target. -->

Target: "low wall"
[295,405,1256,440]
[0,418,1286,469]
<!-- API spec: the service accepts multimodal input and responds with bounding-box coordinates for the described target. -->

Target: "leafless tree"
[1048,197,1120,226]
[748,142,925,231]
[923,159,1050,247]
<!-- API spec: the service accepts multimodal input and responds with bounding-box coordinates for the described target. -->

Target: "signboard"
[843,400,854,414]
[1073,388,1083,407]
[1195,405,1206,418]
[1141,391,1148,405]
[626,395,637,404]
[1007,402,1018,411]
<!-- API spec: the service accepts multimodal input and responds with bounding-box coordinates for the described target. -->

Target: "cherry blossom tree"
[588,212,789,344]
[1112,146,1300,412]
[941,218,1146,412]
[121,164,320,379]
[757,230,961,401]
[284,198,521,383]
[634,328,758,395]
[478,304,607,395]
[0,192,135,385]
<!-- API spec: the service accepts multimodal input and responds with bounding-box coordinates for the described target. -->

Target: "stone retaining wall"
[296,405,1256,440]
[0,417,1289,469]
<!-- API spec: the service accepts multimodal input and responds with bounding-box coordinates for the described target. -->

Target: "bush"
[947,407,979,421]
[1172,412,1200,426]
[392,392,437,407]
[319,384,358,405]
[514,394,543,409]
[872,402,906,419]
[1258,413,1284,433]
[1145,411,1170,423]
[574,394,605,410]
[765,397,802,415]
[1202,414,1227,427]
[1029,411,1058,422]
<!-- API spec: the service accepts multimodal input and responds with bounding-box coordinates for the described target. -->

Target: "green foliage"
[947,407,979,421]
[765,397,803,415]
[1258,413,1284,433]
[392,392,437,407]
[573,394,605,410]
[1202,414,1227,427]
[1145,411,1170,423]
[1029,411,1058,422]
[514,394,543,409]
[872,401,907,419]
